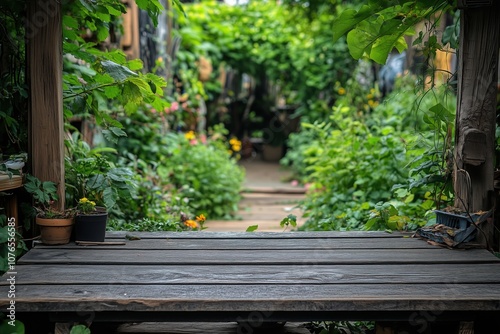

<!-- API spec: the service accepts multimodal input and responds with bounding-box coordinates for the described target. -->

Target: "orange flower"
[184,220,197,229]
[196,214,206,223]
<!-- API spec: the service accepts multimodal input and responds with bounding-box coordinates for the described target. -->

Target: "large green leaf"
[332,4,382,43]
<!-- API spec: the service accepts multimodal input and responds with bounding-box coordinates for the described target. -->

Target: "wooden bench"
[1,231,499,333]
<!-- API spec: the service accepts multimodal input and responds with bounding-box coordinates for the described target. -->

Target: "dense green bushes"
[284,75,456,231]
[105,109,245,230]
[175,0,358,120]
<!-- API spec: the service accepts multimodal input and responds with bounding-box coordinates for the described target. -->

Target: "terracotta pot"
[36,217,74,245]
[74,210,108,242]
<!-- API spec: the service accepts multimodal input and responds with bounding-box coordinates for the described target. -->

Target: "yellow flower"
[184,131,196,140]
[184,219,197,229]
[366,93,374,99]
[196,214,206,222]
[232,144,241,152]
[337,87,346,95]
[79,197,88,203]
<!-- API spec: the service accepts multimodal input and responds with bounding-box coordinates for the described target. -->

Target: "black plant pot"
[74,210,108,242]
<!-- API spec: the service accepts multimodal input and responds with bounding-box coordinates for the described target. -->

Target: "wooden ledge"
[0,174,23,192]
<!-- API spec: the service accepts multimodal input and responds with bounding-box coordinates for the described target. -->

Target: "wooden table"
[1,231,500,333]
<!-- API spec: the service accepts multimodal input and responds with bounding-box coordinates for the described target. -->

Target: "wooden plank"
[0,174,22,192]
[6,263,500,285]
[116,322,310,334]
[17,248,500,265]
[105,231,409,239]
[34,237,435,250]
[1,283,500,313]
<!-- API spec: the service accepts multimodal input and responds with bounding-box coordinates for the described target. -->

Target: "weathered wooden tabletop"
[1,231,500,330]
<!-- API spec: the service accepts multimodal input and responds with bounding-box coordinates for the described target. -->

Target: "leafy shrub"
[110,108,245,222]
[286,75,455,232]
[156,130,245,219]
[64,133,138,218]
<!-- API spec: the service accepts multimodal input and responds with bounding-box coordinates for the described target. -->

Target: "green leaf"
[96,24,109,42]
[110,127,127,138]
[100,60,138,82]
[104,4,124,16]
[87,174,106,190]
[246,225,258,232]
[103,85,120,99]
[70,324,91,334]
[127,59,143,71]
[78,0,94,12]
[332,4,382,43]
[172,0,186,17]
[63,15,79,29]
[102,129,118,144]
[279,214,297,228]
[127,77,152,94]
[371,35,407,65]
[103,187,117,209]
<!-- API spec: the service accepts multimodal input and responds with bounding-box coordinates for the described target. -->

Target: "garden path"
[203,157,307,232]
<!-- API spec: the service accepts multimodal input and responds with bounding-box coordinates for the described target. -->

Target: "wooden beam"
[27,0,65,210]
[454,2,500,247]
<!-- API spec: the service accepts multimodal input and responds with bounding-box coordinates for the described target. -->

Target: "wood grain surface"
[1,231,499,324]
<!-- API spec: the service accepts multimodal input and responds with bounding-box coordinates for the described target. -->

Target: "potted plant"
[24,174,76,245]
[64,134,137,214]
[74,197,108,242]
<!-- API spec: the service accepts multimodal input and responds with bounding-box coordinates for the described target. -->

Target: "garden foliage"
[284,74,456,232]
[174,0,359,121]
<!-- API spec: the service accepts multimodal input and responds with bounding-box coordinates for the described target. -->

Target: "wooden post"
[27,0,65,210]
[120,0,140,60]
[454,1,500,247]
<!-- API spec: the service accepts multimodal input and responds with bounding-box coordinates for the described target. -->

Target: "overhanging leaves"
[333,0,452,64]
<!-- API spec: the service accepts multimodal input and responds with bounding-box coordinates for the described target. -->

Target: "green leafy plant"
[23,174,75,219]
[284,72,454,232]
[61,0,171,142]
[64,134,137,217]
[156,129,245,219]
[280,214,297,230]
